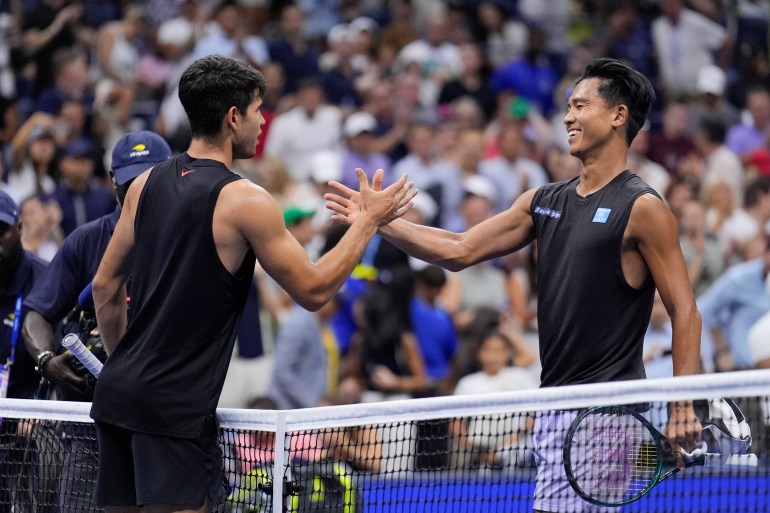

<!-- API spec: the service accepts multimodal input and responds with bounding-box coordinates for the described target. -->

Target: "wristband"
[35,350,56,377]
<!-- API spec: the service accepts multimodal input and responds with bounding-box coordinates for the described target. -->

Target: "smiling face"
[563,78,624,161]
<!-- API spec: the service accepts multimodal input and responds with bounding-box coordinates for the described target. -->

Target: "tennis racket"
[61,333,103,378]
[563,404,742,507]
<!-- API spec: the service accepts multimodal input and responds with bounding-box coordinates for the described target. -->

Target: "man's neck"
[187,138,233,169]
[576,146,629,196]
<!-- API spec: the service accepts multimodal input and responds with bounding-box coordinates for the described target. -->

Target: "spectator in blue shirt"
[491,25,558,117]
[44,138,115,236]
[410,264,457,395]
[698,233,770,371]
[267,4,320,94]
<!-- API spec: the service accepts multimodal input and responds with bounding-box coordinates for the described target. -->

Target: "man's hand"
[44,353,87,395]
[325,168,416,227]
[663,400,702,470]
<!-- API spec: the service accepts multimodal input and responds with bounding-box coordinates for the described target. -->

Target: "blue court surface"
[358,472,770,512]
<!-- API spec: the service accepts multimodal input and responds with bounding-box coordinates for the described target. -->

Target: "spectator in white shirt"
[264,78,342,181]
[192,0,269,68]
[395,12,462,107]
[652,0,731,100]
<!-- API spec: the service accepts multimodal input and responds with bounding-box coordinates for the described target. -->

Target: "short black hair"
[415,264,446,288]
[178,55,266,140]
[698,117,727,144]
[744,176,770,207]
[575,58,655,146]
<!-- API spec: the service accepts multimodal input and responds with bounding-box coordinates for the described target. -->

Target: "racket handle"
[702,453,759,468]
[682,441,708,463]
[62,333,103,378]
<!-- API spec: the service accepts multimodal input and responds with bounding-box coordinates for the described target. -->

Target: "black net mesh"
[0,386,767,512]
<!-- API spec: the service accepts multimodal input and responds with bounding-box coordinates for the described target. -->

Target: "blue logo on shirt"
[592,208,612,223]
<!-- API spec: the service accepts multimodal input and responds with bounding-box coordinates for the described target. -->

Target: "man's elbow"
[91,273,111,308]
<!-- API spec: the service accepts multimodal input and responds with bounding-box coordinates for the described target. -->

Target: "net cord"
[0,369,768,431]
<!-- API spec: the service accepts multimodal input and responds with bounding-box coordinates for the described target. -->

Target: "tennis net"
[0,370,768,512]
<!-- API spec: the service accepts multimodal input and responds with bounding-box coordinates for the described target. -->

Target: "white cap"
[696,65,726,96]
[411,192,438,222]
[309,149,342,184]
[327,23,353,46]
[463,175,496,201]
[343,112,377,138]
[350,16,378,33]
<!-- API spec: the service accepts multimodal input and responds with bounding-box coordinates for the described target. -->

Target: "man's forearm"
[22,311,57,360]
[94,284,127,355]
[302,216,380,311]
[671,308,702,376]
[379,219,467,272]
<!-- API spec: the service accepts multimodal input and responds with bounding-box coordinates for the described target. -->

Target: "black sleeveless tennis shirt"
[531,170,658,387]
[91,153,256,438]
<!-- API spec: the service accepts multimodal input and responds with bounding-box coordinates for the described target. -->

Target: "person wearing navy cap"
[22,130,172,513]
[0,189,50,509]
[0,190,48,401]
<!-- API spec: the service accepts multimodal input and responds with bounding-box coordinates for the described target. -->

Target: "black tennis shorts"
[94,414,225,507]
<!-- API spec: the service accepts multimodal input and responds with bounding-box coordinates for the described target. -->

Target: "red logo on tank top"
[181,169,195,176]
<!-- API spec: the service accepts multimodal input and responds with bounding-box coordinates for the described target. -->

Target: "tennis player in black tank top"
[89,56,416,513]
[326,58,703,513]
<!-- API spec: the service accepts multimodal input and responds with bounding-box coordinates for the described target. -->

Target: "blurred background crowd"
[1,0,770,413]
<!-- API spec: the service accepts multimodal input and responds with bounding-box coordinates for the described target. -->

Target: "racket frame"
[563,405,670,507]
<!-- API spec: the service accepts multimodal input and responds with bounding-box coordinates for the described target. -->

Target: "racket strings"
[570,412,660,504]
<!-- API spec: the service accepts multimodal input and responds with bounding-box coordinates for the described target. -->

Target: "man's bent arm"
[632,195,702,377]
[631,194,702,461]
[92,176,142,354]
[238,170,415,311]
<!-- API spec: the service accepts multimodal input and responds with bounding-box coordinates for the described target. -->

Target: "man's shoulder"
[65,210,119,243]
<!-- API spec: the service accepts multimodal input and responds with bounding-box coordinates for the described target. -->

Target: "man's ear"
[226,106,239,130]
[613,104,629,129]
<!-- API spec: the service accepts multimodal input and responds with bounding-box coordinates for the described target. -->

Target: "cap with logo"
[0,189,19,226]
[111,131,173,185]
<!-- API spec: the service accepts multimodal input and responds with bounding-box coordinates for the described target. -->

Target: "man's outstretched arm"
[326,182,539,272]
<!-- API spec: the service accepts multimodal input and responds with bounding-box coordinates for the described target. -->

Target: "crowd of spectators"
[1,0,770,423]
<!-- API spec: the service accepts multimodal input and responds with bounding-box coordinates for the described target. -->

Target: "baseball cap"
[283,205,315,226]
[26,125,56,146]
[349,16,378,34]
[343,112,377,138]
[463,175,496,201]
[411,191,438,222]
[327,23,353,46]
[309,149,343,183]
[62,138,94,159]
[0,189,19,226]
[111,131,173,185]
[696,65,726,96]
